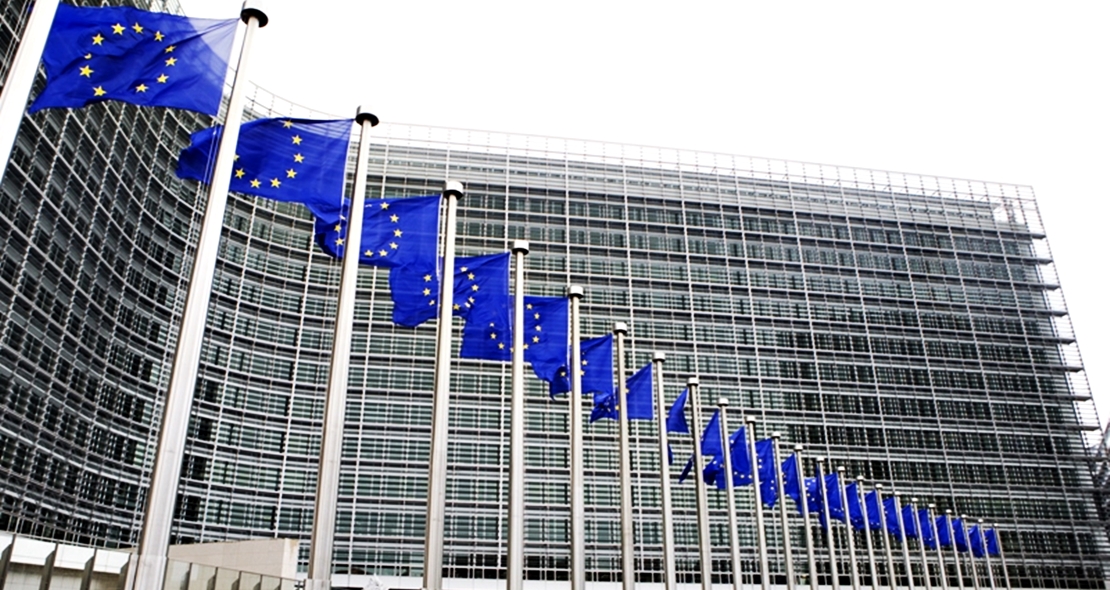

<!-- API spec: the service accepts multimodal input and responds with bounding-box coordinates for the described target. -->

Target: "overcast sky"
[179,0,1110,424]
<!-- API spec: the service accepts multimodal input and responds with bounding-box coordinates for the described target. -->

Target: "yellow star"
[135,83,148,92]
[535,325,542,332]
[112,23,125,35]
[380,202,390,209]
[157,74,168,83]
[250,179,261,188]
[498,343,506,350]
[526,304,533,310]
[92,34,104,45]
[93,86,106,97]
[460,267,469,273]
[234,154,239,160]
[522,344,529,350]
[429,300,436,306]
[423,288,431,296]
[282,120,293,128]
[533,336,540,343]
[291,135,302,145]
[472,284,479,291]
[154,31,164,42]
[334,224,342,232]
[335,237,344,246]
[364,250,373,257]
[165,45,176,53]
[582,360,588,366]
[234,169,245,179]
[293,153,304,163]
[79,65,93,77]
[132,23,143,34]
[534,313,540,320]
[424,275,432,282]
[84,53,92,59]
[386,242,397,250]
[165,57,177,66]
[468,272,475,280]
[390,214,399,222]
[378,249,387,257]
[453,304,461,310]
[270,178,281,188]
[490,333,498,340]
[393,229,402,237]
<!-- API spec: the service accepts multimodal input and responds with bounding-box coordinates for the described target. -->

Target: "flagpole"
[929,505,948,590]
[945,510,965,590]
[304,108,379,590]
[994,525,1012,589]
[506,240,530,590]
[567,285,586,590]
[716,399,742,590]
[912,499,932,590]
[894,492,916,590]
[655,357,676,590]
[614,323,634,590]
[422,180,462,590]
[836,467,859,590]
[687,377,713,590]
[771,434,796,590]
[747,416,770,590]
[0,0,60,185]
[993,526,1011,590]
[856,476,874,589]
[873,485,897,590]
[978,520,995,590]
[815,458,839,590]
[794,446,818,590]
[127,6,267,590]
[962,515,980,590]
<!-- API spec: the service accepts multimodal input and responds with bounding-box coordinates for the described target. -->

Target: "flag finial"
[512,240,529,254]
[716,397,728,407]
[355,107,379,127]
[240,0,269,27]
[613,322,628,335]
[653,350,665,362]
[567,285,584,299]
[686,376,698,386]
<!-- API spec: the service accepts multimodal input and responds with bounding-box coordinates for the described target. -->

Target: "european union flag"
[782,454,821,516]
[590,361,652,423]
[883,496,903,540]
[824,472,846,523]
[317,195,441,270]
[936,514,953,547]
[30,4,236,115]
[846,482,866,531]
[919,509,937,549]
[666,389,689,434]
[756,439,778,507]
[865,491,883,530]
[390,252,508,330]
[177,118,352,213]
[728,427,752,488]
[953,518,969,553]
[527,297,573,389]
[901,504,919,539]
[985,528,1001,556]
[679,410,722,485]
[549,332,611,398]
[969,524,985,558]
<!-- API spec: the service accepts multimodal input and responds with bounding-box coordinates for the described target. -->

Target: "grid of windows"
[2,3,1108,587]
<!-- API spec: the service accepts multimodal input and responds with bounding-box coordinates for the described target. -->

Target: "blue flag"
[969,524,985,558]
[701,410,722,458]
[919,509,937,549]
[985,528,1000,556]
[317,195,441,270]
[782,454,821,516]
[901,504,919,539]
[824,472,846,523]
[883,496,903,540]
[666,389,690,434]
[953,518,969,553]
[590,361,652,422]
[755,438,778,507]
[728,427,752,488]
[703,428,742,489]
[30,4,236,115]
[392,252,508,330]
[846,482,866,531]
[865,491,883,531]
[936,514,953,547]
[177,118,352,213]
[548,333,611,398]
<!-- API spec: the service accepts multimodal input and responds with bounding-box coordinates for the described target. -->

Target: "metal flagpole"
[855,477,877,590]
[962,515,980,590]
[945,510,965,590]
[747,416,770,590]
[978,520,995,590]
[127,5,268,590]
[873,485,897,590]
[614,323,634,590]
[929,505,948,590]
[423,181,463,590]
[304,108,380,590]
[655,355,676,590]
[0,0,60,184]
[771,434,797,590]
[568,285,586,590]
[687,378,713,590]
[717,399,742,590]
[794,446,818,590]
[506,240,529,590]
[836,467,859,590]
[993,526,1011,590]
[912,499,932,590]
[815,458,838,590]
[893,492,916,590]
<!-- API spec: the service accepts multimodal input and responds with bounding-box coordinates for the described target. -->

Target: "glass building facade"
[1,2,1107,588]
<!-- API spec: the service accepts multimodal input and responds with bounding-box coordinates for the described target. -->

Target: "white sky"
[180,0,1110,424]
